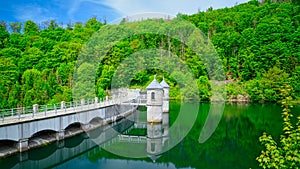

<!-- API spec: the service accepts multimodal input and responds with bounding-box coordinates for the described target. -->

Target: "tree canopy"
[0,1,299,109]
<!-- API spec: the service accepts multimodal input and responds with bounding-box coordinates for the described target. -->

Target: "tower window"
[151,143,155,152]
[151,92,155,100]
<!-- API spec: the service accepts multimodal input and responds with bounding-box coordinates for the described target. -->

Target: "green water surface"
[1,101,299,169]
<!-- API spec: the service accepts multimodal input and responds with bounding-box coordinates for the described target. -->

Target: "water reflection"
[1,102,300,169]
[147,113,169,162]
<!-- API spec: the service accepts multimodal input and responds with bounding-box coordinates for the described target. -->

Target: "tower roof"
[160,79,169,88]
[147,154,162,162]
[146,78,163,90]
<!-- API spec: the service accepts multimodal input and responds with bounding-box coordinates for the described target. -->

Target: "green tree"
[257,84,300,168]
[21,69,49,106]
[23,20,39,34]
[9,22,22,33]
[0,24,9,48]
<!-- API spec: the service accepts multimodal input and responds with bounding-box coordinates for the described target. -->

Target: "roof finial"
[154,74,157,80]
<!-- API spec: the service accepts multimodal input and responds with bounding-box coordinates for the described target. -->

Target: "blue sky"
[0,0,249,24]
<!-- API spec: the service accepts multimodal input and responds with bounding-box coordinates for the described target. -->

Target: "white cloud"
[12,0,250,24]
[67,0,121,21]
[101,0,250,16]
[14,4,56,23]
[67,0,249,23]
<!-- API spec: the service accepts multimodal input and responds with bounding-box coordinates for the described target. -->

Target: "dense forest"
[0,0,299,109]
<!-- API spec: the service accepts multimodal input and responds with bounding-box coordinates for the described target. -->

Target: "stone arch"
[30,129,58,139]
[64,122,84,138]
[64,122,83,130]
[89,117,104,126]
[0,139,18,150]
[29,130,58,148]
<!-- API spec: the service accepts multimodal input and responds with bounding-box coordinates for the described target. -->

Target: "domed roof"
[160,78,169,88]
[146,78,163,90]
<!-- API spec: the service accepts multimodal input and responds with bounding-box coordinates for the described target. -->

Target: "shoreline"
[169,98,300,104]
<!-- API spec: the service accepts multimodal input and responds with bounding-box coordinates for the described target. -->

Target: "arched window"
[151,92,155,100]
[151,143,155,152]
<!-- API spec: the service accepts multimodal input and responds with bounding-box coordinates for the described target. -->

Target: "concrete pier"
[17,139,28,152]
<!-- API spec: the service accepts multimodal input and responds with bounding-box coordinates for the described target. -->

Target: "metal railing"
[0,88,144,124]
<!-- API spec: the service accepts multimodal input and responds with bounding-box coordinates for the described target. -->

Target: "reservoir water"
[1,101,299,169]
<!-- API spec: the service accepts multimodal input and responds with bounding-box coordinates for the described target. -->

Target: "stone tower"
[160,78,170,113]
[146,77,163,123]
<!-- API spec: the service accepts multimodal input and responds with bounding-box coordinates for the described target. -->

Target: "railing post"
[33,104,38,118]
[54,104,57,114]
[61,101,66,113]
[2,110,4,122]
[18,108,21,120]
[11,109,13,117]
[95,97,98,108]
[81,99,85,110]
[45,105,47,116]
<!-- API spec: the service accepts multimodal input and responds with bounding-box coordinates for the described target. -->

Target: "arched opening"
[29,130,57,148]
[64,122,84,138]
[0,139,18,156]
[27,130,58,160]
[151,92,155,100]
[0,140,19,168]
[64,122,88,148]
[89,117,104,126]
[87,117,105,139]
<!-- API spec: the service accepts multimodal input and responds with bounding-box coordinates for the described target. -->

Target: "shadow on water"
[64,133,88,149]
[0,153,19,169]
[28,142,57,160]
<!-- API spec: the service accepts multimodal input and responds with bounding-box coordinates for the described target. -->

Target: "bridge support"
[19,151,28,162]
[57,140,65,148]
[56,130,65,141]
[82,124,92,131]
[17,138,28,152]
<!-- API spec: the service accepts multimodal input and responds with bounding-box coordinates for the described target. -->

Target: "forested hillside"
[182,0,300,102]
[0,0,299,109]
[0,18,103,108]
